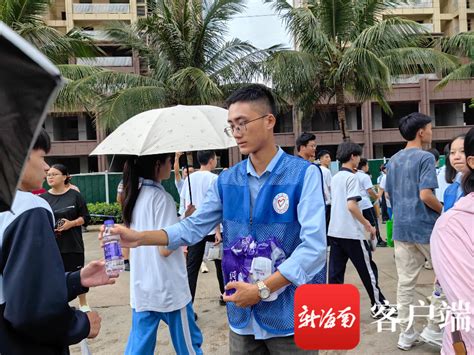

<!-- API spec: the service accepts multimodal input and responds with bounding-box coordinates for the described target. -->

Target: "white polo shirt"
[355,170,374,211]
[328,168,365,240]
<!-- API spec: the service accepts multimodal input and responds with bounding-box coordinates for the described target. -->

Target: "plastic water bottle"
[103,219,125,275]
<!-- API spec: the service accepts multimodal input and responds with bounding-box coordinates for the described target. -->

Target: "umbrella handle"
[184,154,193,205]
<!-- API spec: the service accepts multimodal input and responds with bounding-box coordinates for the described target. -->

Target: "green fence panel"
[71,174,106,203]
[107,173,123,204]
[368,159,385,185]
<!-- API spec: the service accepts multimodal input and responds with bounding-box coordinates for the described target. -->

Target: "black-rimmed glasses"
[224,114,269,138]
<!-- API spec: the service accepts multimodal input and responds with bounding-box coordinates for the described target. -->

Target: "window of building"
[274,107,293,133]
[137,6,146,16]
[434,102,467,126]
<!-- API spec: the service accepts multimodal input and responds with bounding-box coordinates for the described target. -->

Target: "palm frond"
[436,63,474,89]
[382,48,459,76]
[96,86,168,131]
[169,67,223,104]
[352,17,427,54]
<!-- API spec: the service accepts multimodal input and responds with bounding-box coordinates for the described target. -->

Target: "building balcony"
[82,30,111,41]
[73,4,130,14]
[76,56,133,67]
[50,140,98,156]
[393,0,433,8]
[391,73,438,84]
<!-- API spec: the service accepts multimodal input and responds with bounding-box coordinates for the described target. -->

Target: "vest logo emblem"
[273,193,289,214]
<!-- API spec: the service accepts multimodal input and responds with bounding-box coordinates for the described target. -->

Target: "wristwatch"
[256,280,271,300]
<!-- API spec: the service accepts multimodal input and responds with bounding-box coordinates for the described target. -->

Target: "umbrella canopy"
[0,22,62,212]
[90,105,236,156]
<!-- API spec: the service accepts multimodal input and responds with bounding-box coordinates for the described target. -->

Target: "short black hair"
[32,129,51,154]
[336,142,362,163]
[317,150,331,160]
[225,84,276,116]
[398,112,432,141]
[358,157,368,170]
[197,150,216,166]
[427,148,440,162]
[296,132,316,152]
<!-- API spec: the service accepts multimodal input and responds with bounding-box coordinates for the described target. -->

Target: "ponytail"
[122,157,140,227]
[121,154,172,227]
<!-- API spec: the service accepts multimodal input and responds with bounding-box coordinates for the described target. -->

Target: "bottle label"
[104,241,122,260]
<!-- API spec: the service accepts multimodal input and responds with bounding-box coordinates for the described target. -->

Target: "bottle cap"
[104,219,115,225]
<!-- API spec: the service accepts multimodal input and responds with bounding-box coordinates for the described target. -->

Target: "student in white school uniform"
[179,151,225,309]
[328,142,392,318]
[356,158,387,247]
[121,154,202,355]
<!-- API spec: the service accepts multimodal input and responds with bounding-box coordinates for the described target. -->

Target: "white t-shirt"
[320,165,332,205]
[355,170,374,211]
[179,170,218,234]
[328,169,365,240]
[129,179,191,313]
[379,174,391,208]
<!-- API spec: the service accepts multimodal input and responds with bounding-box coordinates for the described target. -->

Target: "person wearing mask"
[430,127,474,355]
[41,164,91,312]
[1,130,115,354]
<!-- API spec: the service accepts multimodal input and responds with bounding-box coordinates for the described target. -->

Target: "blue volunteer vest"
[217,152,327,333]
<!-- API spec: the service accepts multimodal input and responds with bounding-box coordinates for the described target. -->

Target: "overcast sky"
[226,0,293,49]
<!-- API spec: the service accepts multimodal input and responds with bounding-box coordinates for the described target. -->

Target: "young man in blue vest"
[108,84,326,354]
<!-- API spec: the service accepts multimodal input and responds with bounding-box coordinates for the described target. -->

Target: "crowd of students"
[0,84,472,355]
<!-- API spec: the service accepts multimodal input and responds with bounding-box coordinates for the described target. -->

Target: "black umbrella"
[0,22,62,212]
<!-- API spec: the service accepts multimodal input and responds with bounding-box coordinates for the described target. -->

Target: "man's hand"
[222,282,260,308]
[86,311,101,339]
[80,260,118,287]
[99,224,142,248]
[214,231,222,245]
[364,223,376,237]
[184,204,196,218]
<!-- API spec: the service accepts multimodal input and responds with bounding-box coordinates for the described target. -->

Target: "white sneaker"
[398,330,420,351]
[419,326,442,348]
[200,262,209,273]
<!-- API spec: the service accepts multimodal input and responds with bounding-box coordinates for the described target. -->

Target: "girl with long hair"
[431,127,473,355]
[122,154,202,355]
[443,134,466,211]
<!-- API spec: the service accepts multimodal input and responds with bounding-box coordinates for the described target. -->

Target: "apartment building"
[42,0,147,172]
[43,0,473,171]
[227,0,474,164]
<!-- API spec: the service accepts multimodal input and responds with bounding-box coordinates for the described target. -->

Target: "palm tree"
[0,0,99,64]
[436,31,474,88]
[265,0,459,140]
[57,0,277,131]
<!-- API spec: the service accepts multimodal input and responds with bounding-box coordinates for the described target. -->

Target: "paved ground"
[71,226,440,354]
